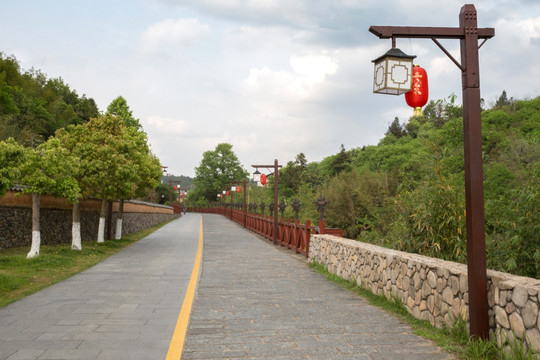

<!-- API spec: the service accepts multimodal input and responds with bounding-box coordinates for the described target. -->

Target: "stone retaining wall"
[0,192,178,249]
[309,234,540,356]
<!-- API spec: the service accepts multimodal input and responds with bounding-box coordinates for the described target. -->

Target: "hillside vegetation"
[0,53,100,146]
[255,93,539,279]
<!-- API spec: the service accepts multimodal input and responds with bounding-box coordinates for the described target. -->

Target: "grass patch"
[0,219,175,308]
[309,262,534,360]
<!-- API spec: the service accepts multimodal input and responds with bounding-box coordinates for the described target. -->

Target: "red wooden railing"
[186,206,343,257]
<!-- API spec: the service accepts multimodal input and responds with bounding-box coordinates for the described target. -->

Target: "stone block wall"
[0,192,178,250]
[309,234,540,356]
[0,208,101,248]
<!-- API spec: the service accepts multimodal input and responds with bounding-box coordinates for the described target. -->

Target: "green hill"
[255,93,539,278]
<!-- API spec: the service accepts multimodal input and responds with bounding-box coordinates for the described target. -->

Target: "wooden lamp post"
[252,160,282,245]
[369,4,494,339]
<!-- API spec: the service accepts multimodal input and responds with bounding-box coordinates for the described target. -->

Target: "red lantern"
[237,186,241,193]
[260,174,267,185]
[405,64,429,117]
[226,191,230,195]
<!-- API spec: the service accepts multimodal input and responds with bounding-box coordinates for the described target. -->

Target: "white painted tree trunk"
[115,199,124,240]
[72,201,82,250]
[97,217,105,243]
[97,199,107,243]
[27,193,41,259]
[115,219,122,240]
[27,231,41,258]
[72,222,82,250]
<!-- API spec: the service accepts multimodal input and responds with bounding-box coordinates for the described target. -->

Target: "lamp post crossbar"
[370,4,492,339]
[368,25,494,40]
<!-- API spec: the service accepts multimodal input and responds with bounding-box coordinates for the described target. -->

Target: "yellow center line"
[166,215,203,360]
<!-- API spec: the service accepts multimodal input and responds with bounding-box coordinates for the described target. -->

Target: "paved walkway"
[0,213,455,360]
[0,215,201,360]
[183,214,454,360]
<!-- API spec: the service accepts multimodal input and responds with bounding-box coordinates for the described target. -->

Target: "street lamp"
[369,4,494,339]
[252,160,282,245]
[230,180,248,226]
[169,179,181,204]
[372,47,416,95]
[252,169,261,183]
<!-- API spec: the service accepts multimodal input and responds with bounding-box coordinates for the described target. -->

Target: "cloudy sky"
[2,0,539,177]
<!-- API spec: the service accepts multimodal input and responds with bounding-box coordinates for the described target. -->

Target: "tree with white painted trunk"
[55,125,90,250]
[18,138,80,258]
[73,114,161,242]
[106,96,161,240]
[76,114,131,243]
[55,112,161,246]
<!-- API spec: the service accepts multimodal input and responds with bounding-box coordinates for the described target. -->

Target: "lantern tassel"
[413,107,423,117]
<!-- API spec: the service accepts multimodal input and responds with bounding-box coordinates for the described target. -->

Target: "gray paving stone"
[0,215,200,359]
[1,213,457,359]
[183,214,456,359]
[5,349,44,360]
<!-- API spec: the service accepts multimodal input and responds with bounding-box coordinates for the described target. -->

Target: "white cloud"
[244,53,338,100]
[290,54,338,85]
[224,25,310,52]
[495,16,540,46]
[141,18,210,53]
[148,115,188,135]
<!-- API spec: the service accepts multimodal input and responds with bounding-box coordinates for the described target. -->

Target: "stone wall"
[0,192,178,249]
[309,234,540,356]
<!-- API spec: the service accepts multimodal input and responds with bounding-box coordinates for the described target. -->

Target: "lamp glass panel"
[373,61,386,92]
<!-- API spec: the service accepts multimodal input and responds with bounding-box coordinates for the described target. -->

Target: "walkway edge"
[166,215,203,360]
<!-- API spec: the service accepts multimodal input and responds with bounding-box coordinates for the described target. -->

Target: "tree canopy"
[0,138,26,196]
[190,143,248,202]
[106,96,142,131]
[57,114,160,202]
[18,137,80,202]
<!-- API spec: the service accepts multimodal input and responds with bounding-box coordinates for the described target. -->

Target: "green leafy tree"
[422,93,462,128]
[303,162,324,189]
[332,144,351,175]
[106,96,142,131]
[191,143,248,202]
[80,114,159,242]
[153,183,171,204]
[322,169,390,239]
[106,96,157,238]
[117,133,162,238]
[0,138,26,195]
[18,137,80,258]
[74,95,99,124]
[279,153,308,198]
[385,117,406,138]
[390,171,467,263]
[494,89,514,110]
[56,113,161,246]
